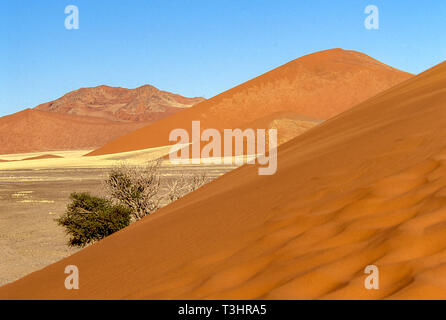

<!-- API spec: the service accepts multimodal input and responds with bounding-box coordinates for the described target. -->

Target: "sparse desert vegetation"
[0,160,232,285]
[56,192,132,247]
[104,161,211,219]
[104,161,164,221]
[57,160,212,247]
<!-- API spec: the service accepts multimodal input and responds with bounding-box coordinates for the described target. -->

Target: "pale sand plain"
[0,148,237,286]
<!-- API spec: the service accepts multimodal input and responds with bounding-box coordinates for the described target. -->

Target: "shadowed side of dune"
[1,59,445,300]
[0,154,63,162]
[21,154,64,161]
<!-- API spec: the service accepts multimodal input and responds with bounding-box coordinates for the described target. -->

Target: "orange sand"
[1,58,445,300]
[88,49,412,156]
[0,109,150,155]
[0,82,205,155]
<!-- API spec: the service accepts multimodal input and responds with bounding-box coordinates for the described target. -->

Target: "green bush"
[57,192,131,247]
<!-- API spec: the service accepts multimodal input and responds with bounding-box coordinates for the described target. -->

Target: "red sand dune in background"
[35,84,204,122]
[0,109,150,155]
[88,48,412,156]
[2,58,446,300]
[0,85,204,155]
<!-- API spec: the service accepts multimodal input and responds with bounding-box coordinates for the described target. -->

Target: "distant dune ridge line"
[88,48,412,157]
[0,85,204,155]
[34,84,205,122]
[4,54,446,299]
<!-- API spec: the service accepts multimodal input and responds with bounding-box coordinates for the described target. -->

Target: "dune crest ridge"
[88,48,412,156]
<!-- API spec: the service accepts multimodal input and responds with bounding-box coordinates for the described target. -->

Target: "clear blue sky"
[1,0,445,116]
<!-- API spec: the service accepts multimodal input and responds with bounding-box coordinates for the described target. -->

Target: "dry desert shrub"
[59,161,213,247]
[104,160,162,221]
[105,160,211,221]
[165,171,210,202]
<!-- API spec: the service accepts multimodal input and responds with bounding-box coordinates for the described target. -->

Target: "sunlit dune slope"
[88,48,412,156]
[2,59,445,300]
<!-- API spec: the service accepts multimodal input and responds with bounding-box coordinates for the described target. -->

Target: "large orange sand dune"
[0,109,150,155]
[1,58,446,299]
[89,49,412,156]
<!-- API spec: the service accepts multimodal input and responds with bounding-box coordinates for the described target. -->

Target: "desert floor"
[0,149,236,286]
[0,168,100,285]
